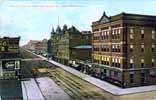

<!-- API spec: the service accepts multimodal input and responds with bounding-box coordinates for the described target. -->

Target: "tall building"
[92,12,156,88]
[51,25,92,67]
[0,37,21,79]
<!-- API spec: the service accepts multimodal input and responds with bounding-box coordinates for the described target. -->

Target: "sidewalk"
[49,59,156,95]
[22,78,45,100]
[25,49,156,95]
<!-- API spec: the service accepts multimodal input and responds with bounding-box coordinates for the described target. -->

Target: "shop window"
[130,73,134,84]
[141,72,145,84]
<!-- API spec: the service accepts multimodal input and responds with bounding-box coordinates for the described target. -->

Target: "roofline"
[92,12,156,24]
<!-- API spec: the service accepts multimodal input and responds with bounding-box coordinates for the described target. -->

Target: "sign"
[0,41,7,52]
[0,41,7,46]
[0,39,19,53]
[5,61,15,69]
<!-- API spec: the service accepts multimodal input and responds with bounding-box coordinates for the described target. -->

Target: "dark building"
[92,12,156,88]
[47,39,52,59]
[0,37,21,79]
[51,25,92,71]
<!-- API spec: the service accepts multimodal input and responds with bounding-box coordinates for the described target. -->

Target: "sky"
[0,0,156,46]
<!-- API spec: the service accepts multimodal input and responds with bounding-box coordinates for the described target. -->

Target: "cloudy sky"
[0,0,156,45]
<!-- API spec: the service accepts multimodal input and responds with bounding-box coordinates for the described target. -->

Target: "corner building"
[92,12,156,88]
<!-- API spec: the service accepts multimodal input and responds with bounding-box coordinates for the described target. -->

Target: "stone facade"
[51,25,92,66]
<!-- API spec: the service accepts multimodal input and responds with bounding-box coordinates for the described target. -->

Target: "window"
[141,72,145,84]
[130,45,134,53]
[112,45,115,52]
[152,30,155,34]
[112,44,120,52]
[141,63,144,68]
[141,45,145,53]
[118,59,121,68]
[104,69,106,74]
[112,58,115,66]
[130,59,134,63]
[117,45,120,52]
[114,71,118,77]
[152,45,155,53]
[152,34,155,39]
[141,29,144,39]
[112,29,120,39]
[141,29,144,34]
[86,36,89,39]
[130,28,134,33]
[152,30,155,39]
[141,33,144,39]
[130,73,134,84]
[130,59,134,68]
[130,63,134,68]
[130,34,134,39]
[112,30,115,39]
[141,59,144,68]
[152,59,155,67]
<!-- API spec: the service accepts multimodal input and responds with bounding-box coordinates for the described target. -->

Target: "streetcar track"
[48,67,107,100]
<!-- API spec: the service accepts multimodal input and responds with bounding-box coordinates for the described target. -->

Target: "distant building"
[22,40,39,52]
[92,12,156,88]
[51,25,92,70]
[0,37,21,79]
[23,39,48,55]
[35,42,44,54]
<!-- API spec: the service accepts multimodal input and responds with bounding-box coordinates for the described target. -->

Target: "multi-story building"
[92,12,156,88]
[35,41,44,54]
[23,40,39,52]
[23,39,48,55]
[51,25,92,68]
[0,37,21,79]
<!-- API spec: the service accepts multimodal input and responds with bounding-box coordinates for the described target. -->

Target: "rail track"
[21,48,111,100]
[47,67,108,100]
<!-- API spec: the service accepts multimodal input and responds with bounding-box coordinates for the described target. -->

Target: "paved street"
[25,49,156,100]
[20,49,156,100]
[27,49,156,95]
[36,77,71,100]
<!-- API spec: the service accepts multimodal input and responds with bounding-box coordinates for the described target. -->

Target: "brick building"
[0,37,21,79]
[92,12,156,88]
[35,41,44,54]
[23,39,48,55]
[23,40,39,52]
[51,25,92,68]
